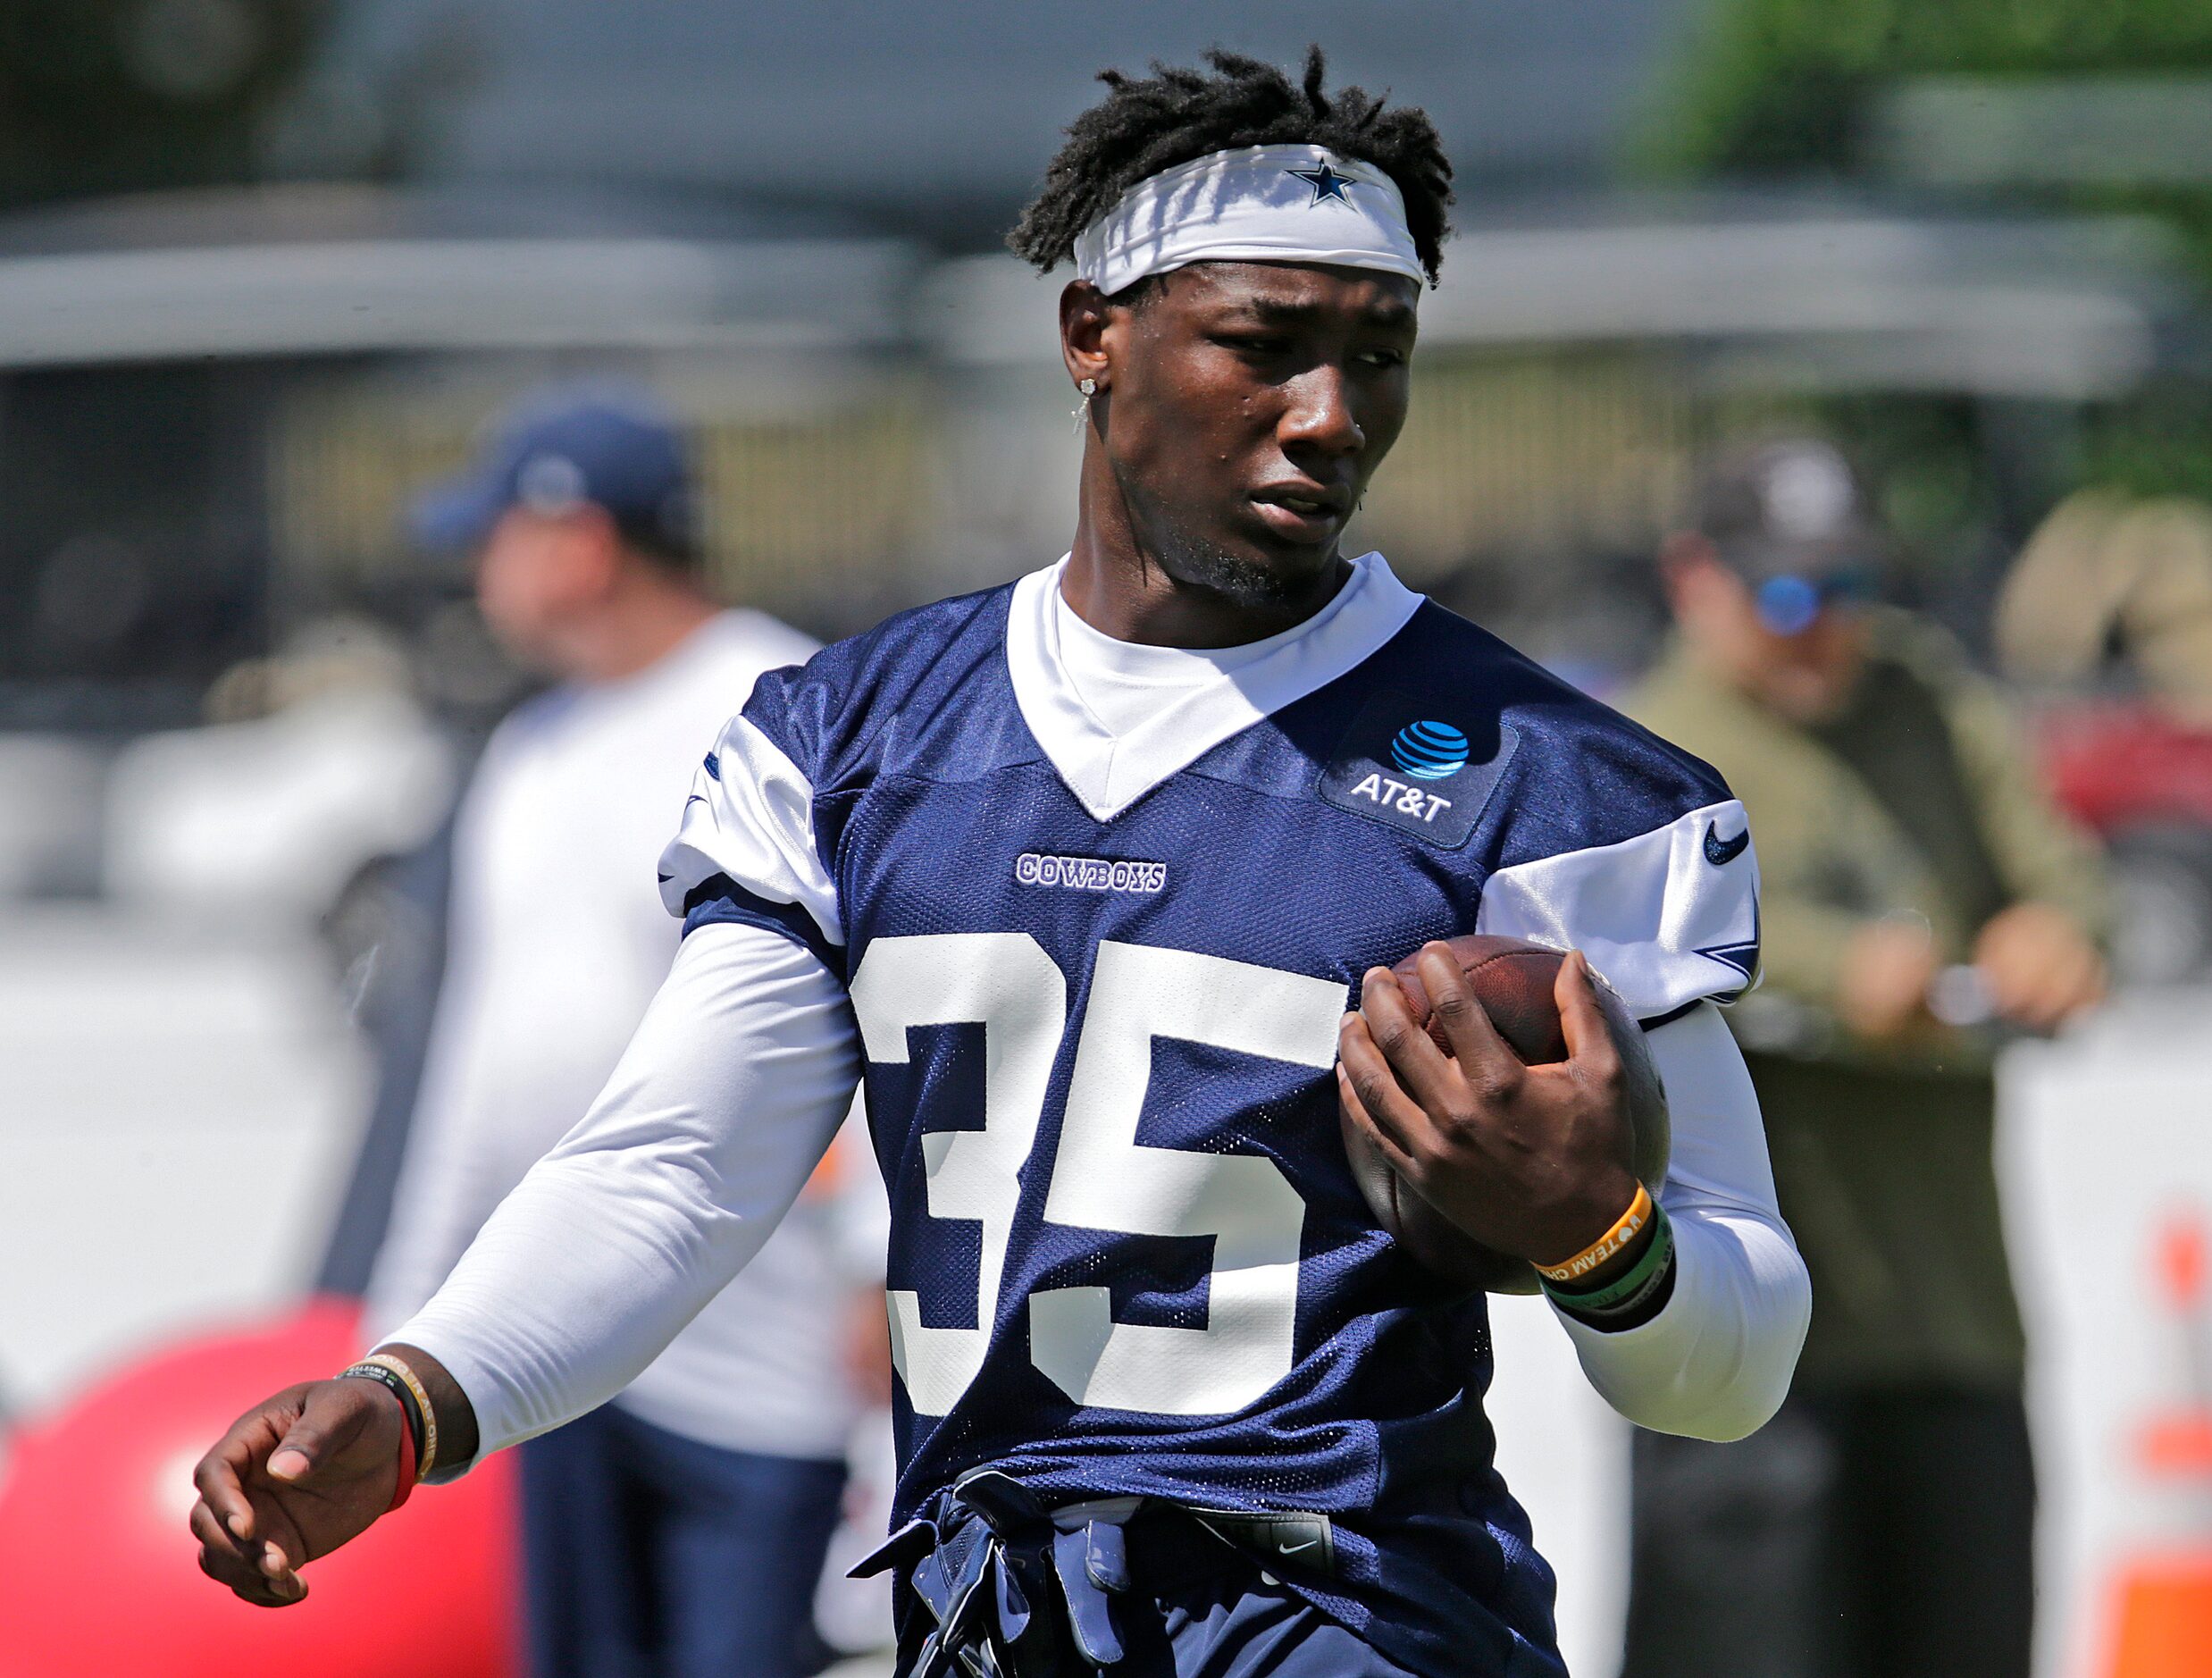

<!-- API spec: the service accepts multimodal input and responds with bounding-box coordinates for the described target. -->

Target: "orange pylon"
[2104,1215,2212,1677]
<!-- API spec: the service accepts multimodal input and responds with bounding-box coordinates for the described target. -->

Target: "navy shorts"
[518,1401,849,1678]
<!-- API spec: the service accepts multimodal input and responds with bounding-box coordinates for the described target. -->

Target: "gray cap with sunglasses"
[1691,439,1884,635]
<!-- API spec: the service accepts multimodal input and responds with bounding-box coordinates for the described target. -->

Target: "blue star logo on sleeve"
[1286,162,1359,206]
[1697,902,1763,988]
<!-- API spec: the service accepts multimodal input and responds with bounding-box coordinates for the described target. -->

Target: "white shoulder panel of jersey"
[657,712,844,944]
[1473,798,1759,1021]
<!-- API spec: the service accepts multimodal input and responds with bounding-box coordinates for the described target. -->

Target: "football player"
[191,50,1809,1678]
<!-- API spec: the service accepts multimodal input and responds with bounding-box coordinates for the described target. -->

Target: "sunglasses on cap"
[1754,568,1875,637]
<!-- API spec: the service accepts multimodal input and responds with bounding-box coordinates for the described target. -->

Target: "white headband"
[1071,144,1425,297]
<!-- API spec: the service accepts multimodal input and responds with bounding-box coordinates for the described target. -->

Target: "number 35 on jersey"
[849,933,1345,1420]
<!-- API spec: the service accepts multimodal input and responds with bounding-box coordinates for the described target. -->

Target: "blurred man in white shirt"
[368,384,871,1678]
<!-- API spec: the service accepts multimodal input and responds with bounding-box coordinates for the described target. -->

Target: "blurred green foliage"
[1645,0,2212,282]
[0,0,329,207]
[2079,382,2212,504]
[1649,0,2212,178]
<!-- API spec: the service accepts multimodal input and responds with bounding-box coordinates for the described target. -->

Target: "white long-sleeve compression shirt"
[390,919,1806,1460]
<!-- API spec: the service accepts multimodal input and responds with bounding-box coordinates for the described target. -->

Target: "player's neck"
[1066,454,1350,650]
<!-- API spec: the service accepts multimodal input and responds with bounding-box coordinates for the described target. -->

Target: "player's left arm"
[1554,1001,1808,1440]
[1470,786,1808,1439]
[1338,947,1810,1440]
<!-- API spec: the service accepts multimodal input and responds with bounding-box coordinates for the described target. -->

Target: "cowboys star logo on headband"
[1285,161,1360,206]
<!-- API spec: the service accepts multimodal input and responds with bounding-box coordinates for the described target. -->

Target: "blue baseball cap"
[410,382,697,556]
[1691,438,1885,637]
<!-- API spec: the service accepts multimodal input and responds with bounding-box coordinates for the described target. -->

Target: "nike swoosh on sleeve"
[1702,822,1750,866]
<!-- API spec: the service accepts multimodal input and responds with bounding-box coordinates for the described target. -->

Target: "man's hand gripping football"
[1336,944,1643,1272]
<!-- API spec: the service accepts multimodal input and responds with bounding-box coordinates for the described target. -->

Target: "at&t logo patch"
[1318,692,1517,850]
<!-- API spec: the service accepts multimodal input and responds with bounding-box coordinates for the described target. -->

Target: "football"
[1339,935,1672,1294]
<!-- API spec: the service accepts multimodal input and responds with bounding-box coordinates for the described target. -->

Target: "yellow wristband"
[363,1352,439,1480]
[1533,1183,1655,1285]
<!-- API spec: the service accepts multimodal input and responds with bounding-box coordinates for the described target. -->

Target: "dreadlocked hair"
[1010,46,1454,289]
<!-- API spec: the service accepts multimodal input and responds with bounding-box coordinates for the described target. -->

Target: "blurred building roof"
[0,180,2181,397]
[0,185,915,367]
[1420,200,2181,399]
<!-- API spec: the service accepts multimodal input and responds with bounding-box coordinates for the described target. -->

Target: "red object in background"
[2040,704,2212,835]
[2137,1210,2212,1481]
[0,1296,518,1678]
[2158,1218,2208,1312]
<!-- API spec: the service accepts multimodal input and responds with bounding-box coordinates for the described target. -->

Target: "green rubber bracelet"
[1542,1204,1673,1316]
[1557,1248,1676,1330]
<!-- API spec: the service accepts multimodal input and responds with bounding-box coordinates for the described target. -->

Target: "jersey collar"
[1004,551,1424,821]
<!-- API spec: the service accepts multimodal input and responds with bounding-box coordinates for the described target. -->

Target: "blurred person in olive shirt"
[1620,439,2107,1678]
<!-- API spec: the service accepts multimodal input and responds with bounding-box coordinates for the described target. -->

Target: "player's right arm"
[189,916,862,1603]
[190,674,861,1604]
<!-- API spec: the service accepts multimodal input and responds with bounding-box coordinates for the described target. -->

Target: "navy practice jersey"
[659,555,1760,1678]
